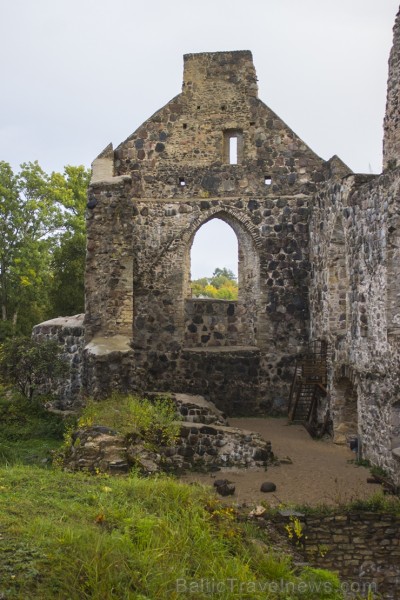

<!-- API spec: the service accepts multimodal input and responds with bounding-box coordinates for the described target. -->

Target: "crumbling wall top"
[383,7,400,171]
[182,50,258,99]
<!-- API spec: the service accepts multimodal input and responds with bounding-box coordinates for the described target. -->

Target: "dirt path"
[181,417,379,507]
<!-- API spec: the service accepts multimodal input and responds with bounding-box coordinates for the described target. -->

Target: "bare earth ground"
[181,417,379,507]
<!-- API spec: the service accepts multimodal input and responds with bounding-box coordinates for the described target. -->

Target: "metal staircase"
[288,340,329,434]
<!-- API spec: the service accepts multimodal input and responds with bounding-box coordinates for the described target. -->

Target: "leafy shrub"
[0,386,67,465]
[0,337,67,400]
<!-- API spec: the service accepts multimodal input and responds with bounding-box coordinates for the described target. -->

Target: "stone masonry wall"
[85,174,134,340]
[184,299,250,347]
[309,168,400,485]
[272,511,400,599]
[300,512,400,599]
[384,8,400,171]
[84,51,345,414]
[133,346,262,415]
[32,315,85,409]
[299,9,400,490]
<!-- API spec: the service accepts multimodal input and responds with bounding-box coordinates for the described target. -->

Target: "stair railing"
[288,339,329,423]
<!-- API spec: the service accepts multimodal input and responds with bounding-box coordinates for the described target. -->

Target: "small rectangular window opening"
[183,123,187,130]
[264,176,272,186]
[229,137,238,165]
[223,129,243,164]
[179,177,186,187]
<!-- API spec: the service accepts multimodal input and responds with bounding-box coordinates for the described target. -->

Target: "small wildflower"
[95,513,106,524]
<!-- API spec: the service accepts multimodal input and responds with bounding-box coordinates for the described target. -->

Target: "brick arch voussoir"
[181,206,263,250]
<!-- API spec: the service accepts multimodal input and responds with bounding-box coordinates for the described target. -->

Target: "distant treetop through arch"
[190,218,238,280]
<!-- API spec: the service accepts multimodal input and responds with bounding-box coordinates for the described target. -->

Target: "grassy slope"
[0,467,343,600]
[0,391,345,599]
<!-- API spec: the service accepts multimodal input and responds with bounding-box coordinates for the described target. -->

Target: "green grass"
[0,387,67,466]
[260,490,400,519]
[347,491,400,514]
[78,393,180,449]
[0,389,347,599]
[0,466,344,599]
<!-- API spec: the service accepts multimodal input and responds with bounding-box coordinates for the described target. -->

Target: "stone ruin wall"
[273,511,400,599]
[183,299,250,348]
[32,315,85,409]
[309,169,400,485]
[305,6,400,485]
[384,7,400,171]
[83,50,336,414]
[31,8,400,485]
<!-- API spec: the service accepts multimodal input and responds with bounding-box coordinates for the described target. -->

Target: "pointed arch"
[183,209,261,303]
[182,209,261,348]
[180,206,263,249]
[190,218,238,283]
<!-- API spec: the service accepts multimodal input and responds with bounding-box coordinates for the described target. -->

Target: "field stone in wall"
[32,314,85,409]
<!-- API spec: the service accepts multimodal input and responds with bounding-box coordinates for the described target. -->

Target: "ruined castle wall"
[384,8,400,171]
[184,299,249,348]
[85,177,134,341]
[124,191,312,413]
[274,512,400,599]
[32,315,85,409]
[29,11,400,489]
[303,512,400,599]
[309,170,400,484]
[84,51,331,414]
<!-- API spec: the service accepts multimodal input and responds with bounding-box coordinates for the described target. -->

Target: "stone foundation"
[135,346,263,415]
[62,393,274,474]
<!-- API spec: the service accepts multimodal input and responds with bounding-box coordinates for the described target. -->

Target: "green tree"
[212,267,236,280]
[49,165,89,235]
[0,161,58,333]
[0,161,90,334]
[49,232,86,316]
[47,165,90,317]
[190,267,238,299]
[190,277,209,298]
[210,267,237,292]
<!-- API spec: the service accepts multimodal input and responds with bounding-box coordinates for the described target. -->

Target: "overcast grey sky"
[1,0,398,278]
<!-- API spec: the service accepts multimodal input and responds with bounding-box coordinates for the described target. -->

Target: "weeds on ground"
[0,390,352,599]
[264,490,400,518]
[347,491,400,514]
[0,385,67,466]
[0,465,345,599]
[349,457,392,482]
